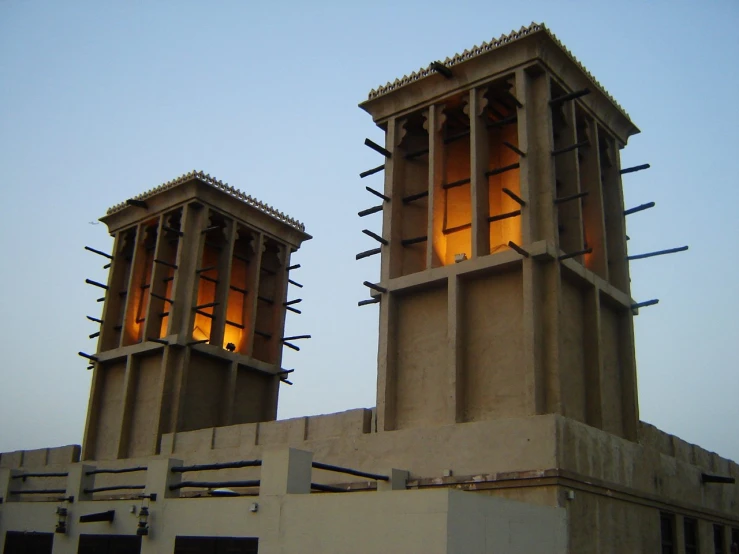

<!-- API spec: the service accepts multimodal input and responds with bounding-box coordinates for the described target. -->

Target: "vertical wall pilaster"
[698,520,715,554]
[376,292,398,432]
[470,87,490,258]
[116,355,137,459]
[518,66,561,415]
[522,257,545,415]
[245,233,265,356]
[264,245,291,420]
[602,138,639,439]
[521,67,557,245]
[383,118,402,281]
[377,119,400,431]
[209,219,237,348]
[170,202,207,338]
[580,120,609,279]
[81,364,103,460]
[584,288,604,428]
[447,276,463,423]
[542,258,563,414]
[515,68,533,246]
[99,231,127,351]
[427,105,445,269]
[152,345,176,453]
[172,347,192,433]
[223,360,239,425]
[143,214,168,341]
[601,135,630,293]
[269,246,290,369]
[674,514,686,554]
[620,307,639,441]
[554,99,584,257]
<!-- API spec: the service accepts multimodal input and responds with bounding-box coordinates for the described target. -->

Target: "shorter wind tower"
[80,171,311,461]
[357,23,687,440]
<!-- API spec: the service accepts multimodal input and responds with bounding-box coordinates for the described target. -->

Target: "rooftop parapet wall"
[638,421,733,470]
[2,414,735,524]
[0,445,80,469]
[158,411,559,479]
[558,418,739,521]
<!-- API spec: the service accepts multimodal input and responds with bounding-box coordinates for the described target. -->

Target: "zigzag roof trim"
[106,170,306,232]
[367,22,630,121]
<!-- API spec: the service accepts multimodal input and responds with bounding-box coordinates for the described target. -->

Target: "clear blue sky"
[1,1,737,462]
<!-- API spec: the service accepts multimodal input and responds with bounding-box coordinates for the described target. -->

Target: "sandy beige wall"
[461,272,525,422]
[558,417,739,518]
[395,287,449,428]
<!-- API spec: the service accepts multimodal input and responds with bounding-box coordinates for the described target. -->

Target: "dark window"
[3,532,54,554]
[661,512,675,554]
[77,534,141,554]
[732,528,739,553]
[684,518,699,554]
[174,536,259,554]
[714,524,725,554]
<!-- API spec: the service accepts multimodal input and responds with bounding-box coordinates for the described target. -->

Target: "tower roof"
[360,22,637,141]
[365,22,628,119]
[105,170,306,233]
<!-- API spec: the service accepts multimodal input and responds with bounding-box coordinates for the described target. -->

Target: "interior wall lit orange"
[124,235,155,345]
[439,137,471,265]
[488,124,521,252]
[224,255,249,351]
[192,246,218,342]
[159,268,175,338]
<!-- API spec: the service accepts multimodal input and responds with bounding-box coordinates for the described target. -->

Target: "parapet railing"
[83,465,148,494]
[8,471,69,498]
[310,461,389,492]
[169,459,262,493]
[2,451,406,502]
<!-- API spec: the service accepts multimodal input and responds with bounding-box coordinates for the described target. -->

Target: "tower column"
[518,66,562,415]
[84,174,310,460]
[470,87,490,258]
[377,118,400,431]
[209,218,237,348]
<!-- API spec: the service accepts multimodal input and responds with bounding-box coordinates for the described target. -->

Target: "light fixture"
[55,506,68,534]
[136,506,149,536]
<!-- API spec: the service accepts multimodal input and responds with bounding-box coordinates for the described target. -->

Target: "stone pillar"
[674,514,686,554]
[144,457,183,499]
[698,519,715,554]
[260,448,312,496]
[65,464,95,503]
[258,448,313,554]
[377,469,409,492]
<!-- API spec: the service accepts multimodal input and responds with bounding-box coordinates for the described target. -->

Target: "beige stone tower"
[81,171,310,460]
[359,23,643,440]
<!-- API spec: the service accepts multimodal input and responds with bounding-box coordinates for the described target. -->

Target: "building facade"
[1,22,737,554]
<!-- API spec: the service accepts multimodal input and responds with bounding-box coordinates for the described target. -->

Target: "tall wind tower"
[81,171,311,460]
[358,23,656,441]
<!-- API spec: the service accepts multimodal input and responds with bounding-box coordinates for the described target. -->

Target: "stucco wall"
[280,488,566,554]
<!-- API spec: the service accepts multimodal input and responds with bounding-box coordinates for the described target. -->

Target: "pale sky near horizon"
[1,1,737,463]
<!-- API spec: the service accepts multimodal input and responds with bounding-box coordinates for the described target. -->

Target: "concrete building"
[1,22,737,554]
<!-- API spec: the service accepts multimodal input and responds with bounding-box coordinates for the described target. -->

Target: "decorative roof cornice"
[366,22,630,121]
[106,170,306,232]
